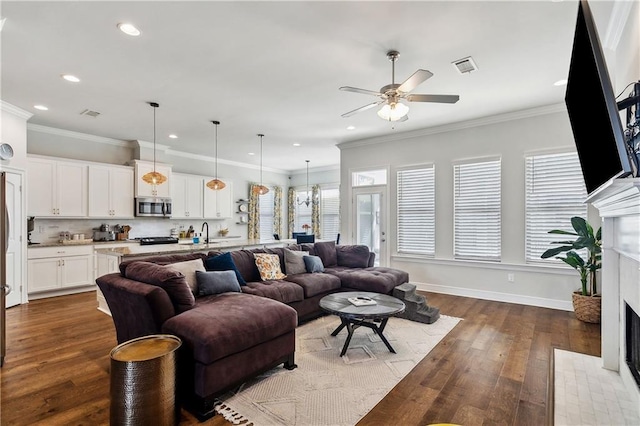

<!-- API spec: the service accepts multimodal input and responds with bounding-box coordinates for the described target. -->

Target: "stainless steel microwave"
[135,197,172,217]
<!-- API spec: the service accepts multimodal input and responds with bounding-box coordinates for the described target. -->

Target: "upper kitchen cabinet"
[88,165,134,218]
[133,160,172,198]
[171,173,204,219]
[204,180,233,219]
[27,157,87,217]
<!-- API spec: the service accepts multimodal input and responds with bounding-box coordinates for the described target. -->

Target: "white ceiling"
[0,1,614,172]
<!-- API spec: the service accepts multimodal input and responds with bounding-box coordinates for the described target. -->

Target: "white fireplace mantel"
[588,177,640,407]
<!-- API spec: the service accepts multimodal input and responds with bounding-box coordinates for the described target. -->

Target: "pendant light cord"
[153,105,157,174]
[260,134,264,185]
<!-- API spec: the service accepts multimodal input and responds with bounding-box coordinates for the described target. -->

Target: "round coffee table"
[319,291,405,356]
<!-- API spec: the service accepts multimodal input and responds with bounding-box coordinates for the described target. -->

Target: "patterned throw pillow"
[254,253,286,281]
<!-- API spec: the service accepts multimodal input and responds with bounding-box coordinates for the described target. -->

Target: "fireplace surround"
[626,303,640,388]
[589,179,640,407]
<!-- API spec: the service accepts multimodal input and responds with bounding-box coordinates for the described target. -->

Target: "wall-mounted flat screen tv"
[565,0,636,196]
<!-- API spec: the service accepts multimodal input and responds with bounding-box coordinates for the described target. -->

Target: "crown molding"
[164,147,288,175]
[28,123,132,147]
[1,101,33,120]
[289,164,340,176]
[337,103,567,150]
[133,139,171,152]
[602,0,634,51]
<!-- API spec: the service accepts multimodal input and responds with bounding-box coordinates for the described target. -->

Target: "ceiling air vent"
[452,56,478,74]
[80,109,101,118]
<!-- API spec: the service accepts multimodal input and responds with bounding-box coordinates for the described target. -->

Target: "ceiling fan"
[340,50,460,122]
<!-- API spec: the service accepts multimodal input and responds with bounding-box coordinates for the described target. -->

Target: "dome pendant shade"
[206,120,226,191]
[254,133,269,195]
[206,178,226,190]
[142,102,167,190]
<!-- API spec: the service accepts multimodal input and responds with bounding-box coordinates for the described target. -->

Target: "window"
[294,189,312,233]
[259,187,274,242]
[453,158,501,261]
[352,169,387,187]
[397,165,435,256]
[525,152,588,264]
[321,186,340,241]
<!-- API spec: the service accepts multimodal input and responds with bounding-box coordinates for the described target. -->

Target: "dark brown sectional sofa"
[96,241,409,420]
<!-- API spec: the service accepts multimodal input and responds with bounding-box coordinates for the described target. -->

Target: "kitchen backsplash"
[31,218,238,243]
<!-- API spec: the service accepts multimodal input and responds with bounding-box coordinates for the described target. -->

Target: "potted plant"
[541,216,602,323]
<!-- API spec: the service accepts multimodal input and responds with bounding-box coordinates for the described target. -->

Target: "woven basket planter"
[572,292,601,324]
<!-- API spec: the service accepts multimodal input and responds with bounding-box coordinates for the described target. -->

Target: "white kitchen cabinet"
[171,173,204,219]
[204,180,233,219]
[88,165,134,218]
[27,157,88,217]
[134,160,172,198]
[27,245,94,295]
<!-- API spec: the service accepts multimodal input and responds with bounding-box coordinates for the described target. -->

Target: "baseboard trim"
[415,282,573,311]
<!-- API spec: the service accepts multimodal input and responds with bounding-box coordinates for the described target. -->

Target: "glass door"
[353,188,386,266]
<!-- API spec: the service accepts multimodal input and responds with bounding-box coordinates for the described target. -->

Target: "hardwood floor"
[0,291,600,425]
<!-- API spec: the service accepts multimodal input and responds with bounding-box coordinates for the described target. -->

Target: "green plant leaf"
[541,246,575,258]
[548,230,578,236]
[571,216,589,237]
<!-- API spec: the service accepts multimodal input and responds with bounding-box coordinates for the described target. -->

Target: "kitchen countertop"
[94,239,289,258]
[28,240,139,248]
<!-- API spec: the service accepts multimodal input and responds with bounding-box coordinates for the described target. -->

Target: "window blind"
[397,166,435,256]
[321,187,340,241]
[453,158,501,261]
[525,152,588,264]
[259,187,274,242]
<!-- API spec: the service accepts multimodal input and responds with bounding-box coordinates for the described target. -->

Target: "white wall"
[339,107,589,310]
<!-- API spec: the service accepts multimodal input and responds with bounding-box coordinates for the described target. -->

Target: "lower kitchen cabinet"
[27,245,94,296]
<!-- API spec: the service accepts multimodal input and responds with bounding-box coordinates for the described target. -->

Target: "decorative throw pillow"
[124,261,195,312]
[205,252,246,285]
[163,258,206,294]
[284,248,308,275]
[196,270,241,296]
[314,241,338,267]
[303,255,325,273]
[254,253,286,281]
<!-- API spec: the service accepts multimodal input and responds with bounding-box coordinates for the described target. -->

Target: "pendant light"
[141,102,167,188]
[296,160,313,207]
[252,133,269,195]
[206,120,226,190]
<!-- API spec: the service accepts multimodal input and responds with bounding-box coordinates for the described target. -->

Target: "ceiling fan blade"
[397,70,433,93]
[339,86,383,97]
[398,115,409,122]
[406,94,460,104]
[341,101,384,118]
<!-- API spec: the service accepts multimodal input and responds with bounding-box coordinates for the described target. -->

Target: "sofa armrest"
[96,273,176,344]
[368,252,376,267]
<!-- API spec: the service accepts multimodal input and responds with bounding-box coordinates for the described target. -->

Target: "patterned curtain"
[273,186,283,238]
[248,183,260,240]
[311,184,321,238]
[288,187,296,239]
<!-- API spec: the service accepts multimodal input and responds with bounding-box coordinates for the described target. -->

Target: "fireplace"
[626,303,640,389]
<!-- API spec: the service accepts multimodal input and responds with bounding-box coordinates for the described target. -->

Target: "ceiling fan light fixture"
[377,101,409,121]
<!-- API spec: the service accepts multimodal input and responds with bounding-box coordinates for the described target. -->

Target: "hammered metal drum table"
[110,334,182,426]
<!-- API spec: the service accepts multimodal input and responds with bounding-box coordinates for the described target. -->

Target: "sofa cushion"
[162,292,297,365]
[313,241,337,267]
[325,266,409,294]
[124,261,195,313]
[164,258,206,294]
[119,252,207,275]
[241,280,304,304]
[303,255,325,273]
[336,245,371,268]
[285,273,341,298]
[204,252,246,286]
[284,248,308,275]
[196,270,241,296]
[229,250,263,283]
[254,253,286,280]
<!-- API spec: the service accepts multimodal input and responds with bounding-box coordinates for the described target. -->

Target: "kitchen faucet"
[201,222,209,244]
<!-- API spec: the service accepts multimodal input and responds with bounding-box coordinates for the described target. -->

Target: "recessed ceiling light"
[61,74,80,83]
[34,105,48,111]
[117,23,141,36]
[554,79,568,86]
[248,152,255,156]
[293,143,301,147]
[169,134,178,139]
[346,125,356,130]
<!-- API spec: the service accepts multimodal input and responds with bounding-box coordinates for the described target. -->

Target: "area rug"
[553,348,640,425]
[214,314,461,425]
